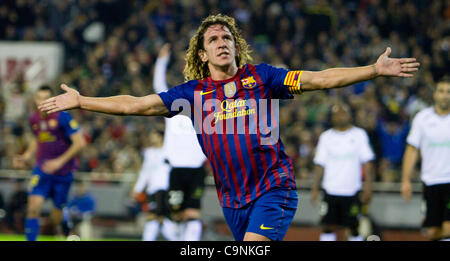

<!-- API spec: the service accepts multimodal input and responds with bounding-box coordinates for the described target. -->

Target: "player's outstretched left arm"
[38,84,170,117]
[299,47,420,92]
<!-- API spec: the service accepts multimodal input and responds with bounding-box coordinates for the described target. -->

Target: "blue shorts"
[222,188,298,241]
[29,166,74,209]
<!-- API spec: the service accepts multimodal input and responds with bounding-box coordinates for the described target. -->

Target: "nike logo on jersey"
[200,90,216,95]
[260,224,273,230]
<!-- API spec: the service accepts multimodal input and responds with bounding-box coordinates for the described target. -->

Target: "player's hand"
[158,43,171,59]
[130,191,139,201]
[38,84,80,114]
[374,47,420,78]
[401,180,412,202]
[361,189,372,204]
[13,155,27,169]
[42,158,65,174]
[311,188,320,206]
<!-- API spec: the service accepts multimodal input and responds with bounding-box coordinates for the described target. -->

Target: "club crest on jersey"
[241,76,257,89]
[224,82,237,98]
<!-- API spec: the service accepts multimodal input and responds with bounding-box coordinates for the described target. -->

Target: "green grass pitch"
[0,234,138,241]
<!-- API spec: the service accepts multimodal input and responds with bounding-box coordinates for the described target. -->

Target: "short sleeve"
[313,134,328,167]
[257,63,307,99]
[58,111,80,138]
[406,114,422,148]
[256,63,293,99]
[157,81,193,118]
[358,130,375,163]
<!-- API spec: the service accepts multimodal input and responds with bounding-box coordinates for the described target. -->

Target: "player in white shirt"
[312,104,375,241]
[132,131,177,241]
[402,80,450,241]
[153,44,207,241]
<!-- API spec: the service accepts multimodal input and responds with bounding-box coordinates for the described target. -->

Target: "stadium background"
[0,0,448,240]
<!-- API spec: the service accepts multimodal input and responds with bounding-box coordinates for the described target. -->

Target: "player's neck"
[333,124,352,132]
[149,143,163,148]
[208,63,238,81]
[434,105,449,116]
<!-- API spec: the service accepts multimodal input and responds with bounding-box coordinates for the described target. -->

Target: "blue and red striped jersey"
[29,111,80,175]
[158,63,301,208]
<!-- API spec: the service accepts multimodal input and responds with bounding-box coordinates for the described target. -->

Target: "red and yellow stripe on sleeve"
[284,70,303,95]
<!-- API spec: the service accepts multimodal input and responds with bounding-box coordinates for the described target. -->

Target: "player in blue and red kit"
[39,14,419,241]
[14,85,86,241]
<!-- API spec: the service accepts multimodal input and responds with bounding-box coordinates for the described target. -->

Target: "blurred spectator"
[1,73,28,130]
[0,190,5,226]
[5,180,28,233]
[66,184,96,217]
[406,85,432,118]
[376,114,410,182]
[63,182,95,239]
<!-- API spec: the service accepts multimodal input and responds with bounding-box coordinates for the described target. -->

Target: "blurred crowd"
[0,0,449,183]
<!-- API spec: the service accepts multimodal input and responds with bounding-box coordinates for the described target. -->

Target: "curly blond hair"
[183,14,252,81]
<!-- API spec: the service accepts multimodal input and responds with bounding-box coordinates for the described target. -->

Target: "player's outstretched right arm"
[299,47,420,92]
[38,84,170,117]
